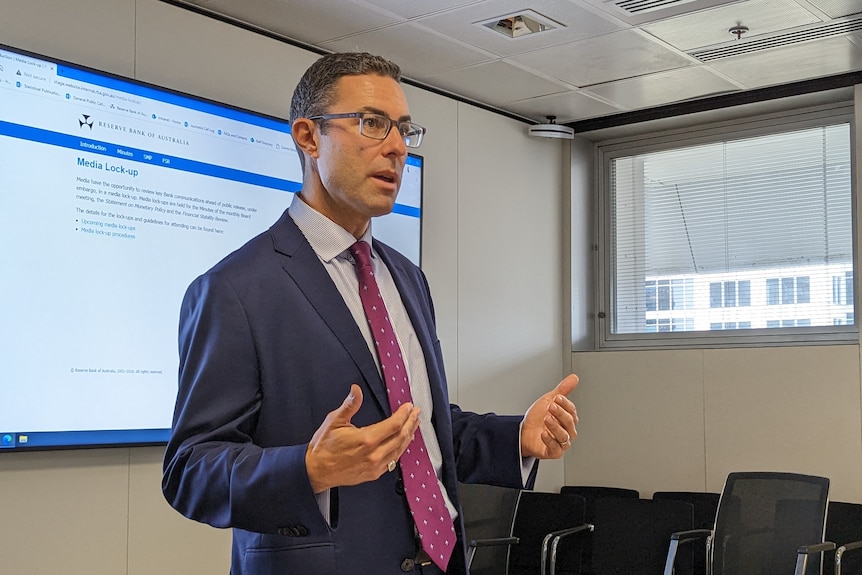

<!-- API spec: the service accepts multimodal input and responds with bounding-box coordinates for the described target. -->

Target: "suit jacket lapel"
[269,211,391,415]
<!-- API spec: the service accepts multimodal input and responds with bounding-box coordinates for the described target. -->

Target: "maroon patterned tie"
[349,240,455,571]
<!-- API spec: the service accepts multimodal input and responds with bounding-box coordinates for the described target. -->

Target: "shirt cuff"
[518,417,537,486]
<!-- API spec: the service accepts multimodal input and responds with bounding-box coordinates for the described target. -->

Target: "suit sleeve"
[161,271,327,535]
[449,406,537,489]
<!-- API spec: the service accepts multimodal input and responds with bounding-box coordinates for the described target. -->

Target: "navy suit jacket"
[162,210,535,574]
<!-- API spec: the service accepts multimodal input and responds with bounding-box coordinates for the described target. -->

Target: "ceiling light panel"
[477,10,561,39]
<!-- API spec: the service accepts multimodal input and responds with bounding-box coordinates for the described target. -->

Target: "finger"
[549,398,577,429]
[552,373,579,396]
[544,413,571,445]
[387,405,423,464]
[551,396,578,427]
[362,402,420,450]
[541,429,565,457]
[331,384,363,425]
[553,393,576,414]
[358,404,420,476]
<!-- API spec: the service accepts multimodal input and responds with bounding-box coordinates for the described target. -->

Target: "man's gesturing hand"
[305,384,421,494]
[520,374,579,460]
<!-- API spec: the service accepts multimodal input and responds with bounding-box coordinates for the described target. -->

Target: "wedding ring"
[387,460,397,472]
[560,432,571,446]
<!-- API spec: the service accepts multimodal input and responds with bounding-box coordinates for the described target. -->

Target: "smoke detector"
[528,116,574,140]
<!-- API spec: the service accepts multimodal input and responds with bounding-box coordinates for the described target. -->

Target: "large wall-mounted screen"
[0,44,423,451]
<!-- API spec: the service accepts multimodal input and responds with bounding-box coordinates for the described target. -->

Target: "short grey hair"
[290,52,402,171]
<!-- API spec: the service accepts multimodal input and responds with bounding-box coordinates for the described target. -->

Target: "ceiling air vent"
[690,14,862,61]
[614,0,702,14]
[601,0,740,26]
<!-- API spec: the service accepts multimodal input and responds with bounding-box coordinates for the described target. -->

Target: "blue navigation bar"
[1,119,302,192]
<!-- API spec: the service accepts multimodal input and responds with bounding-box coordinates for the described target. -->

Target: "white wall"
[0,1,568,573]
[564,88,862,505]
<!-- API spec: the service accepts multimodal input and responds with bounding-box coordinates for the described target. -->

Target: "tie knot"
[349,241,373,269]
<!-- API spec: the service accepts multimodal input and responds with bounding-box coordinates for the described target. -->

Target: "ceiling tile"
[358,0,484,19]
[505,90,623,123]
[416,0,623,58]
[709,36,862,87]
[320,22,495,77]
[509,29,694,87]
[190,0,401,44]
[422,60,571,107]
[584,66,743,108]
[642,0,823,51]
[803,0,862,18]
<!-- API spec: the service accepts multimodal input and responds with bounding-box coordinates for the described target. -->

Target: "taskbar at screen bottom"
[0,428,170,451]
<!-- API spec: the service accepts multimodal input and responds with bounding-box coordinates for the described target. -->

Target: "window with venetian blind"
[597,108,854,348]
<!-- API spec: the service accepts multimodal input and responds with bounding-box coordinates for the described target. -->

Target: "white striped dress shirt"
[288,194,457,523]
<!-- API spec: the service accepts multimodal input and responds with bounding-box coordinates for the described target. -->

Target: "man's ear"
[292,118,319,159]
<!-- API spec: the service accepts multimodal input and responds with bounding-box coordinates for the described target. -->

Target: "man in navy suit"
[162,52,579,574]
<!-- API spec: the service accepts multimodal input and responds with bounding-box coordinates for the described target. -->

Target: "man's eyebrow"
[358,106,412,122]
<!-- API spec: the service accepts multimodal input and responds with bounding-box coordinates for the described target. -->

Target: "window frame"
[594,103,857,350]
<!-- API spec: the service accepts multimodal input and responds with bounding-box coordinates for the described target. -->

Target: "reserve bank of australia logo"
[79,114,94,129]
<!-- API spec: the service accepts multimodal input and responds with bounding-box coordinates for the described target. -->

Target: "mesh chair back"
[712,472,829,575]
[508,491,587,575]
[591,497,694,575]
[458,482,521,575]
[824,501,862,575]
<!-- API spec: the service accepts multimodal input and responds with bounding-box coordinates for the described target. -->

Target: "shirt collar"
[288,193,374,263]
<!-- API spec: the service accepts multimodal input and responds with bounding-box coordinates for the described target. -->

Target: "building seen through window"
[644,266,851,333]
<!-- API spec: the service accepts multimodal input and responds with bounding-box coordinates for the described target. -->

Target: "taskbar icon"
[0,433,28,448]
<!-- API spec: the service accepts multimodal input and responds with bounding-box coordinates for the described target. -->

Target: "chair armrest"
[836,540,862,575]
[542,523,594,575]
[799,542,836,554]
[793,541,836,575]
[469,536,520,548]
[670,529,713,544]
[838,540,862,553]
[664,529,713,575]
[467,536,519,568]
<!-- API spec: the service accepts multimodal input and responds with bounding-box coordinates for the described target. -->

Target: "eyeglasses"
[309,112,426,148]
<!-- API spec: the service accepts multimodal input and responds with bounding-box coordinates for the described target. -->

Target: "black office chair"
[559,485,640,573]
[509,491,590,575]
[584,497,694,575]
[824,501,862,575]
[459,482,521,575]
[653,491,721,575]
[663,472,834,575]
[461,485,592,575]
